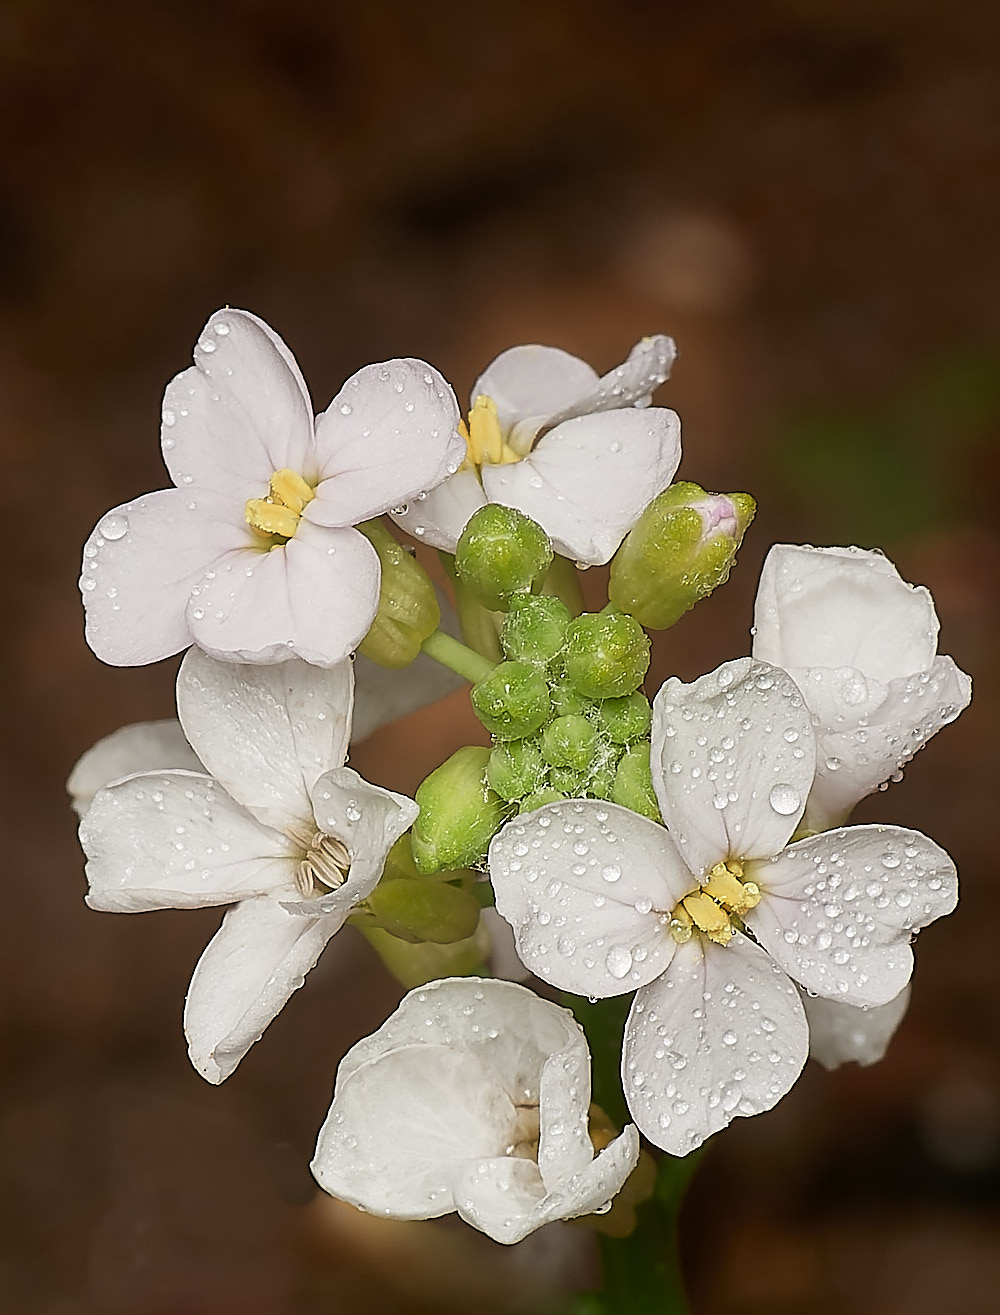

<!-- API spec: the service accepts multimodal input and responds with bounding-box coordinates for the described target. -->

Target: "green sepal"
[611,744,663,822]
[355,519,441,668]
[411,746,511,873]
[356,878,482,944]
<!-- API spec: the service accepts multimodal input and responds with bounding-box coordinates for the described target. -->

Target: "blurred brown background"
[1,1,997,1311]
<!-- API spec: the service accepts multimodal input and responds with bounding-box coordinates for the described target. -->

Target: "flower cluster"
[73,309,970,1246]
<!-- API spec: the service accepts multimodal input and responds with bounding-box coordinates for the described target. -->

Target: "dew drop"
[98,512,128,541]
[768,783,801,815]
[605,946,633,979]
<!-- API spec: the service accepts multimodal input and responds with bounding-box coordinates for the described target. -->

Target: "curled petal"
[802,985,910,1070]
[490,802,689,997]
[623,934,808,1155]
[651,659,814,876]
[473,344,600,445]
[482,407,681,565]
[82,771,298,912]
[184,897,343,1083]
[161,308,314,499]
[68,719,201,818]
[746,825,957,1007]
[176,648,353,834]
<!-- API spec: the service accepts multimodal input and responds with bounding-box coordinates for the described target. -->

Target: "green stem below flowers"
[420,628,496,684]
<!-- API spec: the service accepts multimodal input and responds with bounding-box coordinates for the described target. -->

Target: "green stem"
[543,553,586,616]
[420,629,495,684]
[438,551,504,662]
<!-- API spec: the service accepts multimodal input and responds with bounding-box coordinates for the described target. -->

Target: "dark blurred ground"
[1,1,997,1311]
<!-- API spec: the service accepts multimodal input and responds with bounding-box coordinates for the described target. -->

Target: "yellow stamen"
[701,860,760,915]
[269,467,314,514]
[459,394,523,473]
[681,891,734,946]
[668,902,694,944]
[245,468,315,542]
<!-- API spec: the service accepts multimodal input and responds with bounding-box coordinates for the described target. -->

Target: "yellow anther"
[668,903,694,944]
[460,394,522,472]
[681,891,734,946]
[701,861,761,916]
[269,467,315,514]
[245,468,315,543]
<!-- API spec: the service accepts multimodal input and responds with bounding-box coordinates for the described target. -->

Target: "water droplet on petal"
[768,783,800,815]
[98,512,128,541]
[605,946,633,979]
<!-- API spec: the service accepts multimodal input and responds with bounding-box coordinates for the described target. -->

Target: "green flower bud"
[541,714,599,772]
[563,608,650,699]
[549,765,588,795]
[595,691,653,744]
[471,660,552,740]
[587,759,619,800]
[500,593,572,665]
[486,737,548,802]
[455,504,553,612]
[355,520,441,668]
[548,680,597,719]
[411,746,510,873]
[361,878,481,944]
[361,923,490,989]
[608,482,756,630]
[519,787,567,813]
[611,744,663,822]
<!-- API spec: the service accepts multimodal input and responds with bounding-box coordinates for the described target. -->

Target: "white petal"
[650,659,815,876]
[623,934,808,1155]
[68,719,201,818]
[184,897,342,1083]
[161,308,314,499]
[480,906,533,982]
[803,656,973,829]
[489,802,689,997]
[176,647,353,833]
[473,344,600,441]
[81,771,297,912]
[81,489,249,666]
[537,1045,594,1184]
[388,466,487,552]
[746,825,957,1007]
[803,985,910,1070]
[186,520,380,667]
[351,652,463,741]
[308,359,464,526]
[313,1044,516,1219]
[286,768,419,916]
[752,544,939,682]
[482,407,681,565]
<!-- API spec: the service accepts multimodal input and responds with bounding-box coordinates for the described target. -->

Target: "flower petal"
[802,985,910,1070]
[68,719,202,818]
[388,466,487,552]
[651,659,815,876]
[186,520,380,667]
[81,771,298,912]
[489,802,689,997]
[473,344,600,441]
[285,768,419,916]
[536,1044,594,1183]
[481,407,681,565]
[81,489,249,666]
[176,647,353,834]
[161,308,314,500]
[451,1156,550,1243]
[184,897,342,1083]
[308,359,464,526]
[746,825,957,1007]
[752,544,940,682]
[623,934,808,1156]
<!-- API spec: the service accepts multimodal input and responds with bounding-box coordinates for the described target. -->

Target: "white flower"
[311,977,639,1244]
[80,647,418,1082]
[752,544,972,828]
[68,719,202,818]
[489,658,957,1155]
[391,336,680,565]
[81,309,466,668]
[801,986,910,1070]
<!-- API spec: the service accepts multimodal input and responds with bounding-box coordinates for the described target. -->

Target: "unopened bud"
[519,787,567,813]
[563,608,650,699]
[487,737,547,802]
[362,878,481,944]
[595,691,652,744]
[356,520,441,667]
[455,504,553,612]
[471,660,552,740]
[611,744,663,822]
[411,746,510,873]
[501,593,571,665]
[541,714,598,773]
[609,482,755,630]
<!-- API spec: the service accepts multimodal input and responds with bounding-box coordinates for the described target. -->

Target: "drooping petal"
[536,1044,595,1183]
[451,1156,549,1243]
[68,719,202,818]
[745,825,957,1008]
[472,344,600,443]
[623,934,808,1156]
[308,359,464,526]
[489,802,689,997]
[81,489,249,666]
[388,466,487,552]
[802,985,910,1070]
[752,544,940,683]
[312,1044,517,1219]
[285,768,419,916]
[185,520,380,667]
[802,656,973,829]
[481,407,681,565]
[81,771,298,912]
[184,897,342,1083]
[650,659,815,876]
[176,648,353,834]
[161,308,315,499]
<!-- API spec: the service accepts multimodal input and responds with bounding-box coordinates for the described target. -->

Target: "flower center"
[504,1101,541,1159]
[459,395,521,474]
[245,468,316,545]
[295,830,351,897]
[668,859,761,947]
